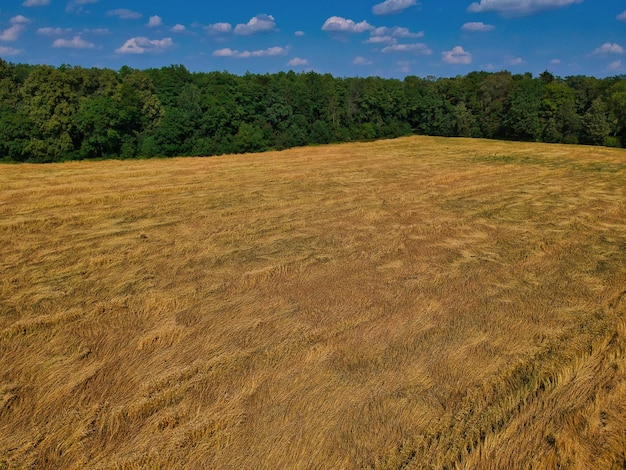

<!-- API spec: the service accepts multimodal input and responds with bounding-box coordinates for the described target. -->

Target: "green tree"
[0,111,33,161]
[581,98,611,146]
[540,81,580,143]
[121,70,164,131]
[19,65,80,161]
[72,96,123,159]
[145,64,193,107]
[233,122,266,153]
[454,102,479,137]
[606,80,626,146]
[505,76,543,141]
[478,71,513,139]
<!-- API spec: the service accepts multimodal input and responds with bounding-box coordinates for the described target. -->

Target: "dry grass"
[1,136,625,469]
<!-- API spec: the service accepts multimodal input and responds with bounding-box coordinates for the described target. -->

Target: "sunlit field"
[1,136,625,469]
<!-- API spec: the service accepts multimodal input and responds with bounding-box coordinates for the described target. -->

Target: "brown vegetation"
[1,136,625,469]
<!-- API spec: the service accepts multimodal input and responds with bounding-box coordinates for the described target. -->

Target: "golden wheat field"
[1,136,626,469]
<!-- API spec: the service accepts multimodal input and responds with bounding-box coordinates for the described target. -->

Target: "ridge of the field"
[1,136,625,469]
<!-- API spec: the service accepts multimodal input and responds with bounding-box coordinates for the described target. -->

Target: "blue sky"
[0,0,624,78]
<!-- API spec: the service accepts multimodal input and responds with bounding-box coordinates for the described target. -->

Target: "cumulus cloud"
[371,26,423,38]
[0,45,23,55]
[462,22,495,32]
[116,36,174,54]
[322,16,373,33]
[550,58,561,64]
[468,0,582,16]
[593,43,624,55]
[234,14,276,35]
[442,46,472,64]
[372,0,418,15]
[618,11,626,21]
[38,27,73,36]
[288,57,308,66]
[508,57,525,65]
[205,22,232,34]
[0,23,27,42]
[367,35,396,44]
[171,24,186,33]
[107,9,142,20]
[53,35,95,49]
[66,0,98,13]
[353,56,373,65]
[23,0,50,6]
[382,43,432,54]
[0,16,32,42]
[213,46,288,58]
[147,16,162,28]
[607,60,622,71]
[39,26,108,36]
[11,15,32,24]
[295,31,305,36]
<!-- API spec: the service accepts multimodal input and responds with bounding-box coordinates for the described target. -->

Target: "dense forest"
[1,57,625,162]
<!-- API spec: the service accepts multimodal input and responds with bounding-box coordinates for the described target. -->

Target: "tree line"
[1,58,625,162]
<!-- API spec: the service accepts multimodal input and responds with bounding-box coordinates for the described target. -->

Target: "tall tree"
[19,65,80,161]
[478,71,513,139]
[581,97,611,146]
[505,75,543,141]
[540,81,580,143]
[606,80,626,146]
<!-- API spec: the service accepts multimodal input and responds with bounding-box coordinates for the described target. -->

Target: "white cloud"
[23,0,50,6]
[0,25,25,41]
[288,57,308,66]
[371,26,423,38]
[322,16,373,33]
[353,56,373,65]
[393,27,423,38]
[107,9,142,20]
[53,35,95,49]
[373,0,418,15]
[213,46,288,58]
[212,48,236,57]
[0,17,32,42]
[38,27,73,36]
[116,36,174,54]
[508,57,525,65]
[593,43,624,55]
[618,11,626,21]
[607,60,622,71]
[550,58,561,64]
[462,22,495,32]
[171,24,186,33]
[39,26,108,36]
[295,31,305,36]
[66,0,98,13]
[206,22,232,34]
[442,46,472,64]
[234,14,276,35]
[0,45,23,55]
[468,0,582,16]
[382,43,432,54]
[367,35,396,44]
[147,16,162,28]
[11,15,32,24]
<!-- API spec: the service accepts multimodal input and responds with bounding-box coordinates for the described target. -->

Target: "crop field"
[1,136,626,469]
